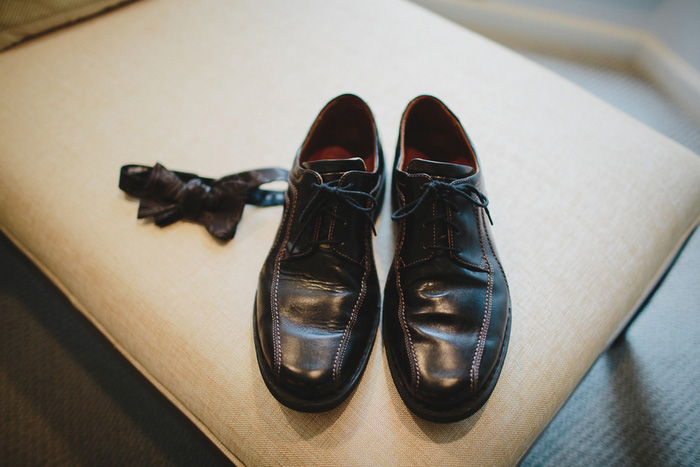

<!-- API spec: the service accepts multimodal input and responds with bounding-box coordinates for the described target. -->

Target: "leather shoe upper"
[383,96,510,419]
[256,95,384,407]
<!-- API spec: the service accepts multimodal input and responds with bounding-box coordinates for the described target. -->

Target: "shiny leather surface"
[383,96,510,421]
[255,95,384,409]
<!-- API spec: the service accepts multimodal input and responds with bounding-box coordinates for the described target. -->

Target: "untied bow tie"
[119,163,288,241]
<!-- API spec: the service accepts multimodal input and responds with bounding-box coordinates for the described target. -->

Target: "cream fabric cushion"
[1,0,699,465]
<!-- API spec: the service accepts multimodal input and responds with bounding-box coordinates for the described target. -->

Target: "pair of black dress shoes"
[254,95,511,423]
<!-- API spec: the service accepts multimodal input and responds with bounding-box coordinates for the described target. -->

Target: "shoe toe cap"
[413,366,475,410]
[404,331,506,415]
[276,355,339,401]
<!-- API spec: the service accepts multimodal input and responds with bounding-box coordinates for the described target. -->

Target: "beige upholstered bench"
[1,0,699,464]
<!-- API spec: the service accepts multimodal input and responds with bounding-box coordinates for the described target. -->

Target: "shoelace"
[288,180,378,253]
[391,179,492,253]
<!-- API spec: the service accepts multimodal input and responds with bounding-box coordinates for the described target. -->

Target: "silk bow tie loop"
[120,163,288,241]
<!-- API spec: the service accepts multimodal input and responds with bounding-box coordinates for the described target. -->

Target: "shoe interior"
[400,96,478,171]
[299,95,377,172]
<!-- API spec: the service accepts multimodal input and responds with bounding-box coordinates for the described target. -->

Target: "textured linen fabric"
[1,0,699,465]
[0,0,135,51]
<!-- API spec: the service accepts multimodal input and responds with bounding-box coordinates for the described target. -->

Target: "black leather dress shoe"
[255,95,385,412]
[383,96,511,423]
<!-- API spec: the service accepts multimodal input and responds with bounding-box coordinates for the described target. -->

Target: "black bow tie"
[119,163,288,241]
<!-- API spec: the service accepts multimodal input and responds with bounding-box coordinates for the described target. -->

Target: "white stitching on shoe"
[285,213,318,259]
[272,182,298,378]
[470,206,493,392]
[396,188,421,393]
[331,203,363,264]
[332,231,370,385]
[483,216,509,289]
[401,173,435,268]
[330,172,363,264]
[447,203,487,271]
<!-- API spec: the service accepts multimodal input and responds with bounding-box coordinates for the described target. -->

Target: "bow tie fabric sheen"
[119,163,288,241]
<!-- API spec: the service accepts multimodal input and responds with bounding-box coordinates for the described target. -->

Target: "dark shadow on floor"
[0,232,233,466]
[607,342,665,466]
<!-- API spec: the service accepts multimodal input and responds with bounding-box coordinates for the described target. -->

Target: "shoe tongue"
[406,158,474,179]
[302,157,366,181]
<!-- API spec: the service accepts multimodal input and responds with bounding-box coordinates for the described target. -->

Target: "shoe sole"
[253,295,380,413]
[384,307,512,423]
